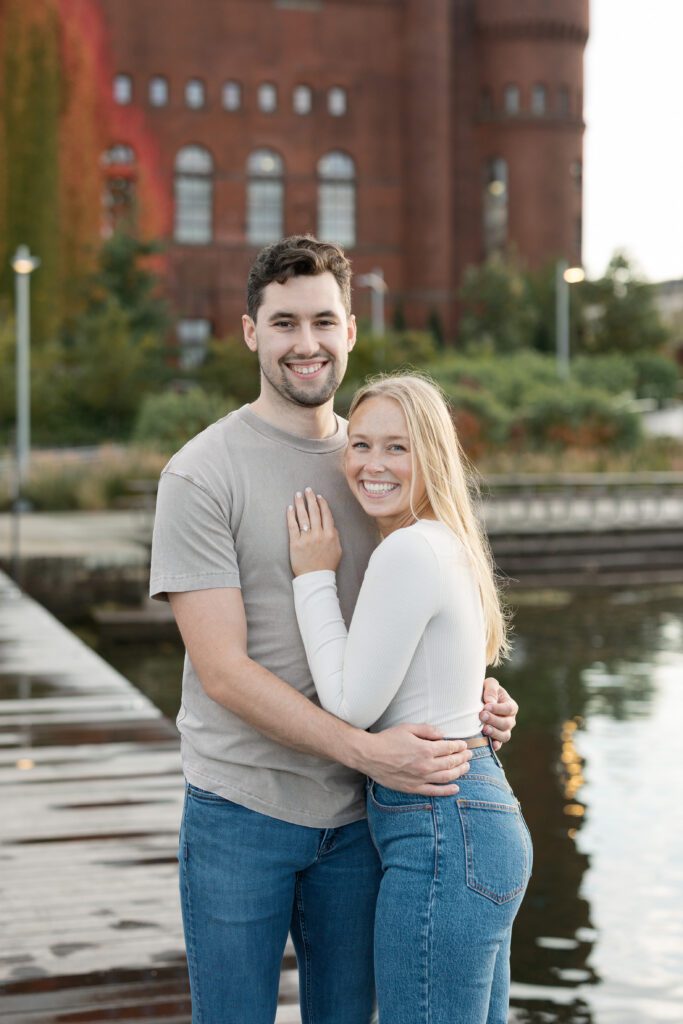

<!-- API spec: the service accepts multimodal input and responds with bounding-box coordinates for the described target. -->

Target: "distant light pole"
[356,268,388,337]
[555,259,585,379]
[10,245,40,584]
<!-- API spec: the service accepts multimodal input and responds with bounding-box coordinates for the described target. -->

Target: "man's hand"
[480,677,518,751]
[355,724,472,796]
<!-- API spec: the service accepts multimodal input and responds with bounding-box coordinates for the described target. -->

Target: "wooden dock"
[0,571,302,1023]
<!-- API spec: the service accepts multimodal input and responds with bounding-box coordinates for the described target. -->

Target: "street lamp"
[10,245,40,584]
[555,259,585,379]
[12,245,40,482]
[356,268,388,337]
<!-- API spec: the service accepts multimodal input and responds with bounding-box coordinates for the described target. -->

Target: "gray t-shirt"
[149,404,379,827]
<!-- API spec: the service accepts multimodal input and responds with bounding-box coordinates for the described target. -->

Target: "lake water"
[91,586,683,1024]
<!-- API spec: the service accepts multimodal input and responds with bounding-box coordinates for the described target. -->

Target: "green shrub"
[445,385,512,458]
[572,354,637,396]
[520,385,642,451]
[132,388,237,451]
[430,352,557,409]
[194,337,261,404]
[631,353,679,405]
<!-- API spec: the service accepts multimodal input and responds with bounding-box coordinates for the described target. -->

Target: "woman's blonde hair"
[349,372,510,665]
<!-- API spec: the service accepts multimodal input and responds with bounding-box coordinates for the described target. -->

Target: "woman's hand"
[287,487,342,577]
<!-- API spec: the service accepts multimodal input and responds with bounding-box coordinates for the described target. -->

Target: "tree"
[580,253,669,355]
[457,251,539,353]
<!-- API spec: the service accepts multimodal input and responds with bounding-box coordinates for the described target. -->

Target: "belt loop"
[488,734,503,768]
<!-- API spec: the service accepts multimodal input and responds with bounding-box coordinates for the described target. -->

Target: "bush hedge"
[132,388,237,451]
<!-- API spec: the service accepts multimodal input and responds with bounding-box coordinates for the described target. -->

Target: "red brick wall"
[96,0,587,341]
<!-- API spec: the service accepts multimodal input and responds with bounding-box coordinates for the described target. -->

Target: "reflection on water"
[500,588,683,1024]
[91,587,683,1024]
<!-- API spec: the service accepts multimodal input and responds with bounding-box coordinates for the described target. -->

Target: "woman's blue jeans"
[179,782,381,1023]
[367,743,532,1024]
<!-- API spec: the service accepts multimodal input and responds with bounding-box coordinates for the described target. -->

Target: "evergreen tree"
[580,253,669,355]
[457,251,538,353]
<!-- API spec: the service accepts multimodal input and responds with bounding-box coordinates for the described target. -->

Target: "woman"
[286,373,532,1024]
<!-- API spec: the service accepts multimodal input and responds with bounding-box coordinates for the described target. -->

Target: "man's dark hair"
[246,235,352,321]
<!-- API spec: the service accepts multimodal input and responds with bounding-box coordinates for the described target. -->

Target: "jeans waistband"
[443,734,503,769]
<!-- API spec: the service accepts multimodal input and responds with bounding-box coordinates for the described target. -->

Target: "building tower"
[465,0,588,282]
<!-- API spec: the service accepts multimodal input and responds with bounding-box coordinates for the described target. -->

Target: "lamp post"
[10,245,40,584]
[356,268,388,337]
[555,259,585,379]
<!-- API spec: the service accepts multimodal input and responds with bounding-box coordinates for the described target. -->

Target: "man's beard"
[259,356,342,408]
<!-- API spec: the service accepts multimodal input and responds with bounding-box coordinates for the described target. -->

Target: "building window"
[503,84,520,115]
[174,145,213,243]
[293,84,312,115]
[318,151,355,247]
[558,85,570,117]
[149,76,168,107]
[102,144,136,234]
[185,78,206,109]
[328,86,347,117]
[570,159,583,191]
[480,87,493,117]
[483,157,508,256]
[222,80,242,111]
[531,84,547,116]
[113,74,132,105]
[247,148,284,245]
[177,318,212,370]
[258,82,278,113]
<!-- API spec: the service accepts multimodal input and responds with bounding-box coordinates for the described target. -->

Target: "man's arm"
[170,587,474,796]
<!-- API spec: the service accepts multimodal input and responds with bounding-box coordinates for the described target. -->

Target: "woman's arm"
[288,491,440,728]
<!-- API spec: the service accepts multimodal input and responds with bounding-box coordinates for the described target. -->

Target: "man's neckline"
[237,405,347,454]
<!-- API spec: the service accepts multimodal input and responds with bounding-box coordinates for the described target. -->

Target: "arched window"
[293,84,312,115]
[531,84,547,116]
[149,75,168,107]
[327,86,347,117]
[318,151,356,247]
[503,84,520,115]
[113,73,132,105]
[483,157,508,256]
[246,149,284,245]
[257,83,278,113]
[102,144,136,234]
[185,78,205,109]
[174,145,213,243]
[223,80,242,111]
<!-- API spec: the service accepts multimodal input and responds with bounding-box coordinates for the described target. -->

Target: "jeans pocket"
[457,797,531,905]
[367,780,433,813]
[185,781,227,804]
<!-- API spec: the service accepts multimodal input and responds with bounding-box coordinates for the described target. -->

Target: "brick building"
[97,0,588,357]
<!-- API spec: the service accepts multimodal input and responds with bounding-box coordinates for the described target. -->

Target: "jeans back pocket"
[457,797,532,905]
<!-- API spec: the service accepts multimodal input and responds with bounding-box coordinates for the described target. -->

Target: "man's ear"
[242,314,258,352]
[347,313,357,353]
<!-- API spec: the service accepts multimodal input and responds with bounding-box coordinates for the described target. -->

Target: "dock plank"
[0,572,301,1022]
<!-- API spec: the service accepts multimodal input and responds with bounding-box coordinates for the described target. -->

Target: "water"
[89,587,683,1024]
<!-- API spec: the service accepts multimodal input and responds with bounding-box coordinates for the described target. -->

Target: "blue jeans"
[367,744,532,1024]
[179,782,381,1024]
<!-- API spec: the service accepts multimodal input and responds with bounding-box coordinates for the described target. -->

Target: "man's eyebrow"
[267,309,340,322]
[268,310,297,322]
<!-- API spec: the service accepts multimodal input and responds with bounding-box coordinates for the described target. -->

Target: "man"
[150,236,518,1024]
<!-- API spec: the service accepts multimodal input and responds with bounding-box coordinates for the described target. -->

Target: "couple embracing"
[150,235,531,1023]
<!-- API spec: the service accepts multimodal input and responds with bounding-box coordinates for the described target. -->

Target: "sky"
[583,0,683,283]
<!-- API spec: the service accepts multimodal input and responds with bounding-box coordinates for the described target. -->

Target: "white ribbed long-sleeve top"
[292,519,486,735]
